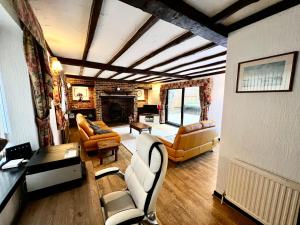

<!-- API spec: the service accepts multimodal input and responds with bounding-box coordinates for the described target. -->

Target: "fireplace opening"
[101,96,134,125]
[109,102,123,122]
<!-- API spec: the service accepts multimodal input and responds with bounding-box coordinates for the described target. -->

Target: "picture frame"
[236,51,298,93]
[136,89,145,101]
[72,86,89,101]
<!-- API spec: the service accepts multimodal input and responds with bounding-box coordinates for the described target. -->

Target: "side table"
[97,140,120,165]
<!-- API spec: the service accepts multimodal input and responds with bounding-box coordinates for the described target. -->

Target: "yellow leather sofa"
[158,121,218,163]
[76,114,121,152]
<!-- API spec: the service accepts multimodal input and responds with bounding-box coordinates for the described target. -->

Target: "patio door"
[166,89,183,126]
[166,87,201,126]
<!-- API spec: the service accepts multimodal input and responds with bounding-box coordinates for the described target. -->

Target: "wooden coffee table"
[97,140,119,165]
[130,122,152,134]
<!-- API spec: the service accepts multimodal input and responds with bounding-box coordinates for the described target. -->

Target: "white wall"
[148,83,161,105]
[216,5,300,193]
[0,4,39,150]
[208,75,225,135]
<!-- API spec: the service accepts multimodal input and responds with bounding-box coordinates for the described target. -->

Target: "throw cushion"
[90,124,111,135]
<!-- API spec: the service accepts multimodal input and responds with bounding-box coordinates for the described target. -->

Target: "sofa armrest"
[90,132,119,140]
[95,167,124,180]
[157,137,173,148]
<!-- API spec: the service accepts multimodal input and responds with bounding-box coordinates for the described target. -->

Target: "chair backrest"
[125,133,168,215]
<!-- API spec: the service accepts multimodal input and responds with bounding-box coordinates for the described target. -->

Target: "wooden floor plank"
[17,128,256,225]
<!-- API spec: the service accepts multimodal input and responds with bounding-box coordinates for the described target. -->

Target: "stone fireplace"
[101,96,134,125]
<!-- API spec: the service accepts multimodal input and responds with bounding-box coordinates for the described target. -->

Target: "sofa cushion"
[90,124,111,135]
[178,123,203,135]
[201,120,215,129]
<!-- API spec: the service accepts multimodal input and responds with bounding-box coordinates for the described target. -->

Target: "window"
[166,89,183,126]
[166,87,201,126]
[183,87,200,125]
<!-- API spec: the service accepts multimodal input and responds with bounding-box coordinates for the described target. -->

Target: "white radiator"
[226,159,300,225]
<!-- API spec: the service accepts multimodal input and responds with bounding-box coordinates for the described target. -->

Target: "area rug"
[112,124,178,154]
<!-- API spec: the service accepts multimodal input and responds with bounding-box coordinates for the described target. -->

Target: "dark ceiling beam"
[80,0,103,75]
[120,42,216,81]
[190,70,226,79]
[159,78,183,83]
[118,0,228,46]
[164,51,227,73]
[58,57,191,80]
[149,77,173,83]
[137,76,160,82]
[107,31,194,79]
[147,42,216,70]
[119,74,143,80]
[65,74,146,84]
[95,15,159,77]
[184,66,226,76]
[46,42,54,57]
[211,0,260,23]
[227,0,300,32]
[174,60,227,75]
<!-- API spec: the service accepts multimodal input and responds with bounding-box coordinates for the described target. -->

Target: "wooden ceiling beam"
[118,0,228,46]
[212,0,259,23]
[46,42,54,57]
[164,51,227,73]
[65,74,146,84]
[58,57,191,80]
[190,70,226,79]
[149,77,173,83]
[107,31,194,79]
[146,42,216,71]
[184,66,226,76]
[159,78,183,83]
[174,60,227,75]
[137,76,160,82]
[120,42,216,80]
[95,15,159,77]
[80,0,103,75]
[227,0,300,32]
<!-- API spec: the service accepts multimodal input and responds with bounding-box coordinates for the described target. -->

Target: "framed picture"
[72,86,89,101]
[236,52,298,93]
[136,89,145,101]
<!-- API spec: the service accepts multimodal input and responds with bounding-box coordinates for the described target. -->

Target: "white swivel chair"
[95,133,168,225]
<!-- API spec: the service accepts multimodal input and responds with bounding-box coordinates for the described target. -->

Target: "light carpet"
[111,123,178,154]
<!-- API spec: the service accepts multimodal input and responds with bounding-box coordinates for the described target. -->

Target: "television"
[139,105,159,115]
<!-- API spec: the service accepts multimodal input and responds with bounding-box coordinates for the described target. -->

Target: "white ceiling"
[184,0,282,25]
[29,0,284,83]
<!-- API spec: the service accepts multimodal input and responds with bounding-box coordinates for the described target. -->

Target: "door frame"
[165,88,184,127]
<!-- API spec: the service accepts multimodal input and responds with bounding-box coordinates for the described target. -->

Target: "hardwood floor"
[17,128,256,225]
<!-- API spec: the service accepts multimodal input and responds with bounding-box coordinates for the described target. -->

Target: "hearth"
[101,96,134,125]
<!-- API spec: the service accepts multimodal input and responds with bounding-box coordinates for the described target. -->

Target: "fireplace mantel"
[100,95,135,99]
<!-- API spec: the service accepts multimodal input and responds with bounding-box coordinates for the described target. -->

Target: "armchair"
[95,133,168,225]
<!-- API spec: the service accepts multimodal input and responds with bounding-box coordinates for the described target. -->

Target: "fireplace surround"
[100,96,134,125]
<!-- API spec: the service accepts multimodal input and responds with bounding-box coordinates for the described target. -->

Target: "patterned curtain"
[14,0,53,147]
[199,79,213,121]
[159,89,167,123]
[159,78,213,123]
[52,69,65,130]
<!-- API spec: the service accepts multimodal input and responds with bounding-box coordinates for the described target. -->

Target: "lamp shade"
[50,57,63,73]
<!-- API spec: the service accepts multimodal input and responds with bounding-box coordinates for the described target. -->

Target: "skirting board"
[213,190,263,225]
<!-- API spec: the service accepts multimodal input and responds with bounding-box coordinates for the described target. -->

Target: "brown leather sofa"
[76,114,121,152]
[158,121,218,163]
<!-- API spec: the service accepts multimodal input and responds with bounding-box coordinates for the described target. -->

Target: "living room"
[1,0,300,225]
